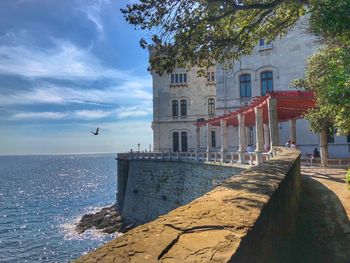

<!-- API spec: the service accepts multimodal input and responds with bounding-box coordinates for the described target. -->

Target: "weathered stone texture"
[76,148,301,263]
[120,160,246,225]
[117,159,129,212]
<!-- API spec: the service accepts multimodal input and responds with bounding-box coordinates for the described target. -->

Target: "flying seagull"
[90,127,99,135]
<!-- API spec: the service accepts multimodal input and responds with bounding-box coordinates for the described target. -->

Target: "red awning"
[195,91,316,127]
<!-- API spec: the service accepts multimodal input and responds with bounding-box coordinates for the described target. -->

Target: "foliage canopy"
[122,0,307,74]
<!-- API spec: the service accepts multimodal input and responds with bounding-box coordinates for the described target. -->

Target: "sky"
[0,0,153,155]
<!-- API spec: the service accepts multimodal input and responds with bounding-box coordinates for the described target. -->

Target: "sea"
[0,154,119,263]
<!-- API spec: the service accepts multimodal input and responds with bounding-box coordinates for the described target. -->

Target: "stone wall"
[76,148,301,263]
[116,159,129,212]
[119,159,246,225]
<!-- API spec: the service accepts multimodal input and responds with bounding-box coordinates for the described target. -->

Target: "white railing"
[301,156,350,168]
[117,151,272,165]
[117,148,350,168]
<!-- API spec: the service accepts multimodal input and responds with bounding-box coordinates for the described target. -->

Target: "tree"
[295,45,350,135]
[121,0,307,74]
[295,0,350,135]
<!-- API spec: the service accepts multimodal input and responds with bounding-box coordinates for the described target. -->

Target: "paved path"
[288,166,350,263]
[301,166,350,220]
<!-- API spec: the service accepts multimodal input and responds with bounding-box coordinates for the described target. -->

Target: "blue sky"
[0,0,153,155]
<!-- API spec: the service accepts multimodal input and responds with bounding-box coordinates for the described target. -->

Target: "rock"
[76,204,123,234]
[103,222,123,234]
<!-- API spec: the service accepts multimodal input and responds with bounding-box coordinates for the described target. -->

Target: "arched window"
[180,99,187,116]
[172,100,178,117]
[261,71,273,96]
[207,71,215,82]
[239,74,251,98]
[208,98,215,116]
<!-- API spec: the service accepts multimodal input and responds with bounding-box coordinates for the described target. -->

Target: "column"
[289,118,297,143]
[255,107,264,165]
[195,126,200,153]
[320,129,328,167]
[263,123,270,150]
[268,97,279,153]
[237,114,246,164]
[220,119,228,162]
[206,123,212,161]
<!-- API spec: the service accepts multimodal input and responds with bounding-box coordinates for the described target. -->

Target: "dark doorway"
[181,132,188,152]
[173,132,179,152]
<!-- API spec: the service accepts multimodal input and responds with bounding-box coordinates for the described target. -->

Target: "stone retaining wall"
[76,148,300,263]
[119,160,246,225]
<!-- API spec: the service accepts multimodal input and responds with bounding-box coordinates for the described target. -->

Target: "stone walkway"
[301,166,350,220]
[287,166,350,263]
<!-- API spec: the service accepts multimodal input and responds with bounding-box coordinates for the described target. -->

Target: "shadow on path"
[285,175,350,263]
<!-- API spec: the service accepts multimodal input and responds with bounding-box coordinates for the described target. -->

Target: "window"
[259,39,265,46]
[171,73,187,84]
[181,132,188,152]
[239,74,251,98]
[211,130,216,148]
[208,98,215,116]
[172,100,178,117]
[207,72,215,82]
[261,71,273,96]
[259,39,273,50]
[180,99,187,116]
[327,130,335,143]
[172,132,179,152]
[347,134,350,143]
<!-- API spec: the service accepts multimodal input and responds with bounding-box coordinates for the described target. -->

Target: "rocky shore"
[76,204,123,234]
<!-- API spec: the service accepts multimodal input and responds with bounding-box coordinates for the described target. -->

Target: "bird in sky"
[90,127,99,135]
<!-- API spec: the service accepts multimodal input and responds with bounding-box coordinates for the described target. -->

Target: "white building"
[151,18,350,158]
[152,67,216,152]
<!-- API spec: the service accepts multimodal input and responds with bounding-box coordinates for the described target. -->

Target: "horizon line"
[0,151,119,157]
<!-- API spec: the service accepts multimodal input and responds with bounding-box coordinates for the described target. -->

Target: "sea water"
[0,154,118,262]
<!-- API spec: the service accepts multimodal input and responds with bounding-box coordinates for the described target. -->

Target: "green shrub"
[346,169,350,185]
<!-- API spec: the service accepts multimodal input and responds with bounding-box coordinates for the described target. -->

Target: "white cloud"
[10,106,152,121]
[0,81,152,106]
[80,0,111,35]
[73,110,112,119]
[0,38,146,82]
[116,105,152,119]
[11,110,112,120]
[13,112,68,120]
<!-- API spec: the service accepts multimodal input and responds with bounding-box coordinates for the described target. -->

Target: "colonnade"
[196,97,297,165]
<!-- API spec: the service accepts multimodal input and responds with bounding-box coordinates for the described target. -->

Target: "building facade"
[151,67,216,152]
[151,18,350,157]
